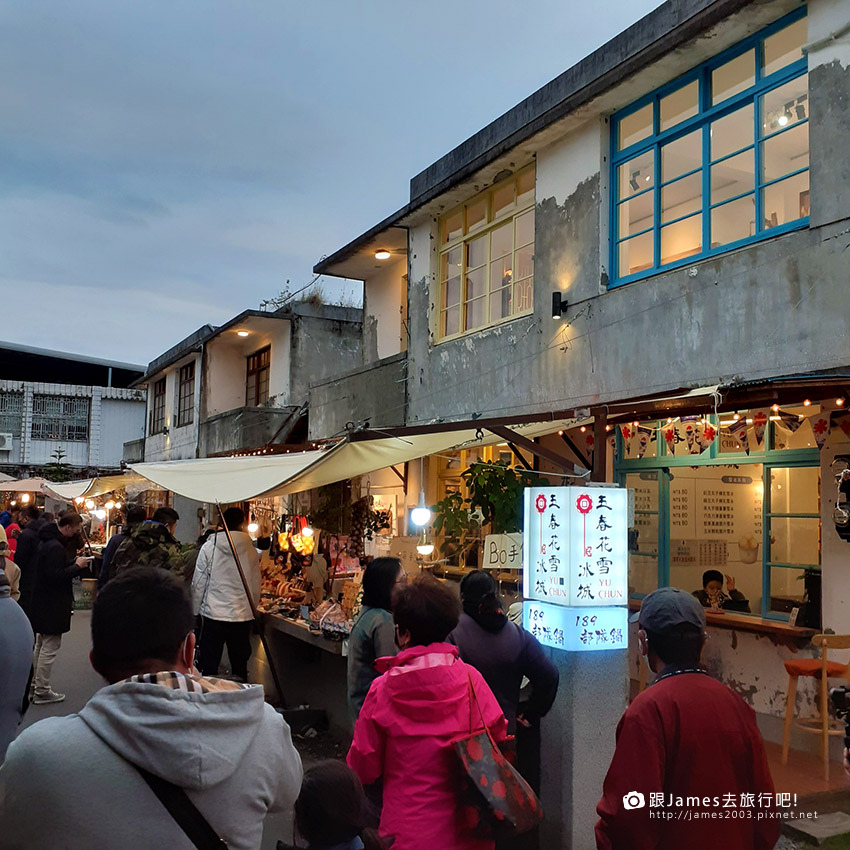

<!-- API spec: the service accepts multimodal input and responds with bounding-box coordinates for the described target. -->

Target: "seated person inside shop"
[693,569,750,613]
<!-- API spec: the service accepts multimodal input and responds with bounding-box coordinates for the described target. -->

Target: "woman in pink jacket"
[347,574,509,850]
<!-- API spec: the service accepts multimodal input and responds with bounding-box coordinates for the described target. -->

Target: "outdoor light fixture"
[302,524,314,537]
[837,398,846,407]
[803,399,812,407]
[94,509,107,520]
[629,172,640,191]
[237,330,250,337]
[411,457,432,527]
[115,502,123,509]
[21,493,30,504]
[772,404,781,412]
[247,522,259,534]
[85,500,95,510]
[74,497,85,505]
[105,501,115,510]
[375,249,391,260]
[552,291,568,320]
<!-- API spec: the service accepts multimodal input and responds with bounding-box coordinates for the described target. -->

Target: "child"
[693,569,750,613]
[278,760,383,850]
[0,541,20,601]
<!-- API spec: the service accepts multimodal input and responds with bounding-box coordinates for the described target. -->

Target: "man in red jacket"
[596,587,779,850]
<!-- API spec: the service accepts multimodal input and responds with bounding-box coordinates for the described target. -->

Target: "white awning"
[43,474,150,501]
[0,478,49,493]
[129,415,585,503]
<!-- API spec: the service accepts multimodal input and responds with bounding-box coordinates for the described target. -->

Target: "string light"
[838,398,846,407]
[771,404,780,412]
[803,399,812,407]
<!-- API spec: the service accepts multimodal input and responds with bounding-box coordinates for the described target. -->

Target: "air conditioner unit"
[0,433,12,451]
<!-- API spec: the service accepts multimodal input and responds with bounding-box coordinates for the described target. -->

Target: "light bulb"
[771,404,780,412]
[803,399,811,407]
[21,493,30,504]
[302,525,314,537]
[247,522,259,534]
[778,114,789,126]
[416,543,435,556]
[411,491,432,527]
[94,509,107,520]
[733,413,740,421]
[837,398,846,407]
[580,426,586,433]
[115,502,122,509]
[85,500,95,510]
[105,501,115,510]
[74,497,85,505]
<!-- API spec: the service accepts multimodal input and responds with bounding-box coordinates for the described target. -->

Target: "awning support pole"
[559,432,592,471]
[488,425,579,475]
[215,502,287,707]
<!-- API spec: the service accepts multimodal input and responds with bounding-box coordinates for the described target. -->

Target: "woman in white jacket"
[191,507,261,682]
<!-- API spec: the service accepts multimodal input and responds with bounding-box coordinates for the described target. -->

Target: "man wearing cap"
[595,587,778,850]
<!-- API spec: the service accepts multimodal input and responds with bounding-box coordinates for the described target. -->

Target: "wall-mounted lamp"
[552,291,568,320]
[375,249,391,260]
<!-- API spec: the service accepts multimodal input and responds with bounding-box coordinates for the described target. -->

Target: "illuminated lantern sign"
[523,486,628,608]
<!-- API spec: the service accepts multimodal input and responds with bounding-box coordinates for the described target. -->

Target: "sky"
[0,0,664,367]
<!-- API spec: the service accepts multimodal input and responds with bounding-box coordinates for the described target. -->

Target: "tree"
[43,446,73,482]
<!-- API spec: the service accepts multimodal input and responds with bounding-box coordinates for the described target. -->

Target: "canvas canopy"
[0,477,50,493]
[129,416,585,504]
[42,474,151,501]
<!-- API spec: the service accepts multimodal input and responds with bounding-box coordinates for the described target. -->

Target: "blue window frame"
[610,8,809,286]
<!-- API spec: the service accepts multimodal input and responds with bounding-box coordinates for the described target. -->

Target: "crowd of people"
[0,506,818,849]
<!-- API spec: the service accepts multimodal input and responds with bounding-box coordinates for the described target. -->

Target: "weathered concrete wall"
[308,352,407,441]
[363,258,407,364]
[198,405,300,456]
[144,353,200,462]
[289,312,363,410]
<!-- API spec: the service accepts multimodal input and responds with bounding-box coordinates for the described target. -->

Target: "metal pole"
[215,502,287,707]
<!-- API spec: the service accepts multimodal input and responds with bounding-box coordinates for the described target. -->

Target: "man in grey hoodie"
[0,567,303,849]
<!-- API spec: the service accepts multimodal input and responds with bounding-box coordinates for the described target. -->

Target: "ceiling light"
[375,249,391,260]
[778,114,789,127]
[237,330,250,337]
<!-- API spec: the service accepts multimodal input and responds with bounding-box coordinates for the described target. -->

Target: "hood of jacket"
[79,678,269,790]
[373,643,471,728]
[22,517,47,537]
[38,521,65,544]
[129,521,177,551]
[208,529,254,556]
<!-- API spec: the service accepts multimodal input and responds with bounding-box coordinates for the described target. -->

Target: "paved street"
[16,608,297,849]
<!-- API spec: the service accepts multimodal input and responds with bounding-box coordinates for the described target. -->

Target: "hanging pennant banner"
[682,421,699,454]
[698,422,717,453]
[777,410,803,432]
[729,418,750,454]
[663,426,677,455]
[833,411,850,440]
[809,411,830,449]
[751,409,769,447]
[619,424,633,456]
[636,425,654,459]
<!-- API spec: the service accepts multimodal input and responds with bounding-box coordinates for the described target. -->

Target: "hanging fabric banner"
[698,422,717,453]
[619,424,634,456]
[636,425,654,459]
[682,419,700,454]
[729,418,750,454]
[809,411,830,449]
[663,425,678,455]
[752,409,770,447]
[777,410,803,432]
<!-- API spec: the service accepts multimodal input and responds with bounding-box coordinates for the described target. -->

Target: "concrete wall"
[363,258,407,364]
[144,353,201,463]
[308,352,407,441]
[199,406,300,456]
[404,0,850,426]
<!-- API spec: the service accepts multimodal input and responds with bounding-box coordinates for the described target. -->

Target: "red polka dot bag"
[452,675,543,837]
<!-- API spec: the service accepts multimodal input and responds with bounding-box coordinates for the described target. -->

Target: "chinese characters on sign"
[524,486,628,607]
[523,603,628,652]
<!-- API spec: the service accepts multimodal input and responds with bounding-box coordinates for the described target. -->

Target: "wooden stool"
[781,634,850,781]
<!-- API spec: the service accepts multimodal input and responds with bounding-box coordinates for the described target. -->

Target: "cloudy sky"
[0,0,663,366]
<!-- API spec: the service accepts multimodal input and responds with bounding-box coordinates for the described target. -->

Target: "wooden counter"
[265,613,344,655]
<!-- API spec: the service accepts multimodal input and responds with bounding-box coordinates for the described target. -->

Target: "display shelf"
[266,612,344,655]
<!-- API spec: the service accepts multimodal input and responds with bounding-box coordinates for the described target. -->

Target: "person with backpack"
[0,567,303,849]
[108,506,185,581]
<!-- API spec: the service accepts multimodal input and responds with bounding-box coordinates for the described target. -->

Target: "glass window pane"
[515,244,533,282]
[768,567,808,615]
[467,235,487,269]
[764,17,806,76]
[769,517,820,566]
[618,150,654,199]
[769,466,820,514]
[661,130,702,183]
[773,405,818,450]
[443,210,463,243]
[762,169,809,228]
[441,247,462,281]
[618,103,653,150]
[618,190,654,237]
[489,288,512,322]
[464,297,486,331]
[661,172,702,224]
[513,277,533,313]
[718,413,757,454]
[660,81,699,131]
[711,104,754,161]
[490,256,512,293]
[626,472,659,596]
[466,266,486,300]
[762,122,809,183]
[443,276,461,308]
[711,194,755,246]
[761,77,808,136]
[517,170,535,207]
[712,50,756,104]
[515,209,534,246]
[467,200,487,233]
[490,222,513,260]
[660,214,702,265]
[618,231,654,276]
[711,149,754,204]
[443,305,460,337]
[493,182,514,218]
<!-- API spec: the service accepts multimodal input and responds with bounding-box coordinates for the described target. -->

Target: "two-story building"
[314,0,850,802]
[134,302,363,539]
[0,341,145,477]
